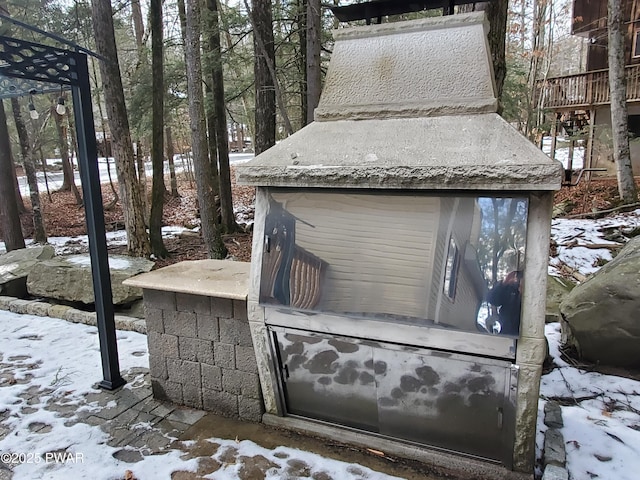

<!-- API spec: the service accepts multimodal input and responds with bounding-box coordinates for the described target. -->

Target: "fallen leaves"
[13,169,255,267]
[366,448,385,457]
[594,453,612,462]
[124,470,137,480]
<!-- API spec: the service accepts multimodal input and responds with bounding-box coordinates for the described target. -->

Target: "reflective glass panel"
[260,190,528,337]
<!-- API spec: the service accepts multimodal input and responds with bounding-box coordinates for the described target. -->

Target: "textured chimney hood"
[237,12,562,191]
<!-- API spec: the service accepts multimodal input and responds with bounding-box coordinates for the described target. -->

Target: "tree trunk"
[207,0,237,232]
[524,0,548,139]
[87,62,118,207]
[0,100,26,251]
[53,106,83,204]
[252,0,293,138]
[248,0,277,153]
[306,0,321,122]
[608,0,638,202]
[297,0,308,126]
[56,94,76,193]
[478,0,508,105]
[176,0,188,44]
[165,126,179,197]
[39,148,52,202]
[201,13,219,198]
[219,1,256,145]
[149,0,168,258]
[10,153,26,214]
[135,139,148,216]
[91,0,150,256]
[131,0,145,49]
[204,82,221,197]
[10,98,46,244]
[184,0,227,258]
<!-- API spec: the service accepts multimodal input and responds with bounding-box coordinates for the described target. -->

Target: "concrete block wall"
[143,288,263,422]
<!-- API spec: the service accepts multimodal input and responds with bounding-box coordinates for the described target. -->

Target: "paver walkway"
[0,362,442,480]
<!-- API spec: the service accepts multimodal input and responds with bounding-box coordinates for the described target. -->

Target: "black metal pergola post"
[0,34,125,390]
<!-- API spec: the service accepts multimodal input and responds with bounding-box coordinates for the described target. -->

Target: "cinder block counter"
[123,260,262,421]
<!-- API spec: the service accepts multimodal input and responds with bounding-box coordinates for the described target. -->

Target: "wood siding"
[269,191,484,330]
[572,0,640,70]
[271,191,438,319]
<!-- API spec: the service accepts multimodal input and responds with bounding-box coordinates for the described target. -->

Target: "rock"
[559,236,640,368]
[544,401,563,429]
[546,275,575,323]
[116,298,145,319]
[542,464,568,480]
[544,428,566,467]
[27,254,154,305]
[0,245,55,298]
[552,200,575,218]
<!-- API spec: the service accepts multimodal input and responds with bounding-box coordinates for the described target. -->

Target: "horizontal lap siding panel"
[271,192,439,319]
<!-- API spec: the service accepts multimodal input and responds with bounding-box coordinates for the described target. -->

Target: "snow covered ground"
[0,312,403,480]
[16,153,254,197]
[550,208,640,277]
[0,226,193,256]
[2,305,639,479]
[540,323,640,480]
[542,137,585,170]
[540,207,640,480]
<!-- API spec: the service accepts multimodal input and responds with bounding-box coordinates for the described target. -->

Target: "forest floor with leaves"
[8,170,640,268]
[13,167,256,266]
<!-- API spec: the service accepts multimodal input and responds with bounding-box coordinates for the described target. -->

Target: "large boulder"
[559,236,640,368]
[27,254,154,305]
[546,275,575,323]
[0,245,55,297]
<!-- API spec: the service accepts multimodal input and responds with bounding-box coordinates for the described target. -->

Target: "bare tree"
[0,100,25,251]
[478,0,508,102]
[149,0,168,257]
[218,2,255,144]
[53,105,82,205]
[608,0,638,202]
[165,126,179,197]
[0,1,25,216]
[184,0,227,258]
[297,0,308,126]
[10,152,26,214]
[10,98,46,244]
[246,0,293,152]
[131,0,145,49]
[248,0,276,154]
[87,54,119,207]
[207,0,237,232]
[306,0,321,121]
[91,0,151,256]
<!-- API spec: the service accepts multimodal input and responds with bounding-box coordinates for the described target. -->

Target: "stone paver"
[0,360,442,479]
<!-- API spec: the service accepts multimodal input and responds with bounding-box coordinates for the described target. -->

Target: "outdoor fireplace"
[237,12,562,477]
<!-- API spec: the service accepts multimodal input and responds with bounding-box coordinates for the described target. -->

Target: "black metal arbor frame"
[0,33,125,390]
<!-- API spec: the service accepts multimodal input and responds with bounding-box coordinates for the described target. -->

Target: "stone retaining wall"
[0,295,146,333]
[142,288,263,422]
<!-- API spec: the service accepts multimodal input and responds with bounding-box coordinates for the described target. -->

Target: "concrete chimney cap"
[315,11,497,122]
[237,12,563,192]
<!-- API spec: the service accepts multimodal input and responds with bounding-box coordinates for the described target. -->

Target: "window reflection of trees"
[476,198,528,286]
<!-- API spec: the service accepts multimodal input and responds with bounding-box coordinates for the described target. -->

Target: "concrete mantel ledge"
[123,259,250,300]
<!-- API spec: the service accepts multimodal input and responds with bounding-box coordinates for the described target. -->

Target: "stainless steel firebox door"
[270,327,518,467]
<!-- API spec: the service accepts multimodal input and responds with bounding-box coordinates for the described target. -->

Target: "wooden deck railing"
[535,64,640,109]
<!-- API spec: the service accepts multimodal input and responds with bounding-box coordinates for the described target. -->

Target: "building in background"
[537,0,640,176]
